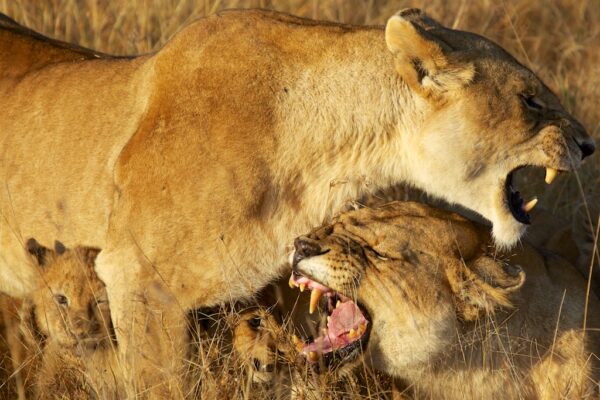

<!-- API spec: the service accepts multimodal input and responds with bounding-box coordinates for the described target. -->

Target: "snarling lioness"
[290,201,600,399]
[0,8,594,395]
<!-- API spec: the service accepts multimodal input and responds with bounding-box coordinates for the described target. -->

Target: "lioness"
[290,201,600,399]
[0,8,594,394]
[20,240,120,399]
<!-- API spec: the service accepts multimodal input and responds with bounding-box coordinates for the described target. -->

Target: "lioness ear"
[385,9,475,95]
[26,238,52,267]
[446,257,525,321]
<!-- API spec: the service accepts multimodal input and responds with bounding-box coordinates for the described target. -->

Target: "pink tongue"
[328,301,366,337]
[302,301,367,354]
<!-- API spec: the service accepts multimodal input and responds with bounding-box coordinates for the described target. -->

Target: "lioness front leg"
[95,248,188,399]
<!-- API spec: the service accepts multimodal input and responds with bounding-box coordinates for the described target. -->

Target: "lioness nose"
[294,236,322,260]
[577,138,595,159]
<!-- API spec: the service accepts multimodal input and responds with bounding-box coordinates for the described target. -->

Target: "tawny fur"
[0,9,594,395]
[294,201,600,399]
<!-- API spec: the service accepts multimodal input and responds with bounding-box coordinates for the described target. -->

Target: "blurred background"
[1,0,598,218]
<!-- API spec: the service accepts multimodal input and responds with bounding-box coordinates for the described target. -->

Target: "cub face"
[232,308,281,384]
[385,9,595,247]
[25,239,112,348]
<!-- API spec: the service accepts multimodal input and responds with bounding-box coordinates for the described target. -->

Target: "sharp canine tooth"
[545,168,558,184]
[299,283,306,292]
[289,274,296,289]
[358,323,367,334]
[308,351,319,362]
[336,300,341,308]
[309,289,322,314]
[327,316,331,323]
[522,197,538,213]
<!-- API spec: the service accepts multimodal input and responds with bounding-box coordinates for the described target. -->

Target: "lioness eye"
[54,294,68,306]
[248,316,262,329]
[521,95,544,110]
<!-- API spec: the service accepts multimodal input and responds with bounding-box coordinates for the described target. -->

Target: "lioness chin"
[0,8,594,395]
[290,201,600,399]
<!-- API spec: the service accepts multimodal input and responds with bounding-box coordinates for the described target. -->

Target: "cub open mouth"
[504,166,560,224]
[288,270,370,368]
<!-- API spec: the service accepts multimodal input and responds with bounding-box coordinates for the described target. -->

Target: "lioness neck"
[273,28,423,231]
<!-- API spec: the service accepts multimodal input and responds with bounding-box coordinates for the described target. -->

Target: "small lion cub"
[21,239,121,400]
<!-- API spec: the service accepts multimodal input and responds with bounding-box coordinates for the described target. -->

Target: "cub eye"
[521,94,544,110]
[54,294,69,306]
[247,316,262,329]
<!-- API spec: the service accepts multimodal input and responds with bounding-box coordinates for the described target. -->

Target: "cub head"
[385,9,595,247]
[289,202,524,375]
[24,238,112,348]
[232,307,281,384]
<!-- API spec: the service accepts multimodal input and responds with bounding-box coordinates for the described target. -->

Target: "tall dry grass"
[0,1,599,399]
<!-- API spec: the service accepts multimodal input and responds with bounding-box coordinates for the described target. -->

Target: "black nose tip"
[579,140,595,159]
[294,237,321,261]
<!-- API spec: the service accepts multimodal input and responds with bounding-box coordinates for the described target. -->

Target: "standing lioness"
[0,8,594,395]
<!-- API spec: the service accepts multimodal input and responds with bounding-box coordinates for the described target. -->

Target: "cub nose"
[293,236,322,262]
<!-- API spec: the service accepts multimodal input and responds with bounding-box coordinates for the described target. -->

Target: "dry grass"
[0,0,599,398]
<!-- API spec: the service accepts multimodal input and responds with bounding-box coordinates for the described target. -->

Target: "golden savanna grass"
[0,0,599,399]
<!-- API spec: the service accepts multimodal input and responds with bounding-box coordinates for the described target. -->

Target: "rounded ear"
[385,9,475,95]
[26,238,52,267]
[393,8,442,31]
[79,247,101,267]
[446,256,525,321]
[54,240,66,255]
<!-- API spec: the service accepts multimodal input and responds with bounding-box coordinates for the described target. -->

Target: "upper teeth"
[309,289,323,314]
[545,168,558,184]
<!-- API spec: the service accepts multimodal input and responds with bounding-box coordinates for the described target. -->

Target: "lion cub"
[21,239,121,399]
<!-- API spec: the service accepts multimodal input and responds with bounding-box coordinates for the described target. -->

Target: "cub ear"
[26,238,52,267]
[54,240,66,255]
[385,9,475,95]
[446,256,525,321]
[78,247,101,267]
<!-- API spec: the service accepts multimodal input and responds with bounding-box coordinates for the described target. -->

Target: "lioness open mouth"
[288,270,370,368]
[504,166,561,225]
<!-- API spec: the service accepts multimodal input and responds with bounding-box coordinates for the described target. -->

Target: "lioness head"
[24,239,113,348]
[289,202,524,373]
[385,9,595,247]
